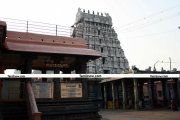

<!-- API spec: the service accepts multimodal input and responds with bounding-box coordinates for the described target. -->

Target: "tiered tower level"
[72,8,129,74]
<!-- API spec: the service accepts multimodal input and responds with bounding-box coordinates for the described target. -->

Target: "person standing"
[171,99,178,111]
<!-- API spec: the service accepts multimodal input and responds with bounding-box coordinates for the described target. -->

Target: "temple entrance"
[0,19,101,120]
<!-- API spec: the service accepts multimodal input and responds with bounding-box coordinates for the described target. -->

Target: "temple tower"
[72,8,129,74]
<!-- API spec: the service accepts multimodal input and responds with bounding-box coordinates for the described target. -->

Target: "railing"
[0,17,73,37]
[26,81,41,120]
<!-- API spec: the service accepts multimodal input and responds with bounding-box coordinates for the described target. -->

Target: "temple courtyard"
[99,109,180,120]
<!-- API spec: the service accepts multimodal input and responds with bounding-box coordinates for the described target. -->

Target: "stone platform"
[99,109,180,120]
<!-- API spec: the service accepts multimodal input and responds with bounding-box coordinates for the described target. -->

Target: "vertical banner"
[61,83,82,98]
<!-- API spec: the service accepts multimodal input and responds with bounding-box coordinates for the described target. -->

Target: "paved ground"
[99,109,180,120]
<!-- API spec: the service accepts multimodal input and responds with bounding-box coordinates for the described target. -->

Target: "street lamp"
[153,60,159,71]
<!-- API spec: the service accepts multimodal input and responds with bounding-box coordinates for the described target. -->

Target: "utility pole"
[169,57,171,72]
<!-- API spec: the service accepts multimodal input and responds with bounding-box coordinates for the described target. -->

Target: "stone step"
[0,112,3,120]
[37,101,101,120]
[0,101,28,120]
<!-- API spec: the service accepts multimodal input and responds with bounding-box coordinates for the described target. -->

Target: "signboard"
[45,63,69,68]
[61,83,82,98]
[32,82,53,98]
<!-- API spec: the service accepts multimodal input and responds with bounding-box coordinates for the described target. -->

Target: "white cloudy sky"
[1,0,180,71]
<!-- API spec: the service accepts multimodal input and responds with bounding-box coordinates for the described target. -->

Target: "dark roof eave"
[4,40,101,58]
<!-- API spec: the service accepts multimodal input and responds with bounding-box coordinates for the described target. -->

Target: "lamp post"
[154,57,175,72]
[153,60,159,71]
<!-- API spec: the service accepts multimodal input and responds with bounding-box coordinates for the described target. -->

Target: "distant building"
[100,69,180,110]
[72,8,129,74]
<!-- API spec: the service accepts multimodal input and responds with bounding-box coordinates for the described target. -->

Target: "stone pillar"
[173,79,179,106]
[138,81,144,108]
[103,83,107,109]
[122,80,126,109]
[21,57,32,99]
[76,58,88,100]
[24,57,32,74]
[76,58,87,74]
[148,79,154,108]
[111,82,115,109]
[177,79,180,106]
[41,69,46,82]
[54,68,60,99]
[21,57,32,74]
[96,81,102,100]
[0,65,5,99]
[138,81,144,101]
[133,78,139,110]
[162,79,169,106]
[0,65,5,74]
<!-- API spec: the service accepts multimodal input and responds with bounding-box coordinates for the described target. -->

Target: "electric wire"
[116,4,180,30]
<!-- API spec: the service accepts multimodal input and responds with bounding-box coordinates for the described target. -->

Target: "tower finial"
[78,8,81,12]
[97,12,99,15]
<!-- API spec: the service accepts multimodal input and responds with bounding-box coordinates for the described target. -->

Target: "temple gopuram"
[72,8,129,74]
[0,18,101,120]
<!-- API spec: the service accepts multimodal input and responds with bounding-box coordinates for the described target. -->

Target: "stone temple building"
[72,8,129,74]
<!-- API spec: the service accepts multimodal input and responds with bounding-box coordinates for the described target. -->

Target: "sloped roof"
[0,20,6,26]
[4,31,101,58]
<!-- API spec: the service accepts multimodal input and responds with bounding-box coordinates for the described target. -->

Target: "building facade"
[72,8,129,74]
[100,70,180,110]
[0,19,101,120]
